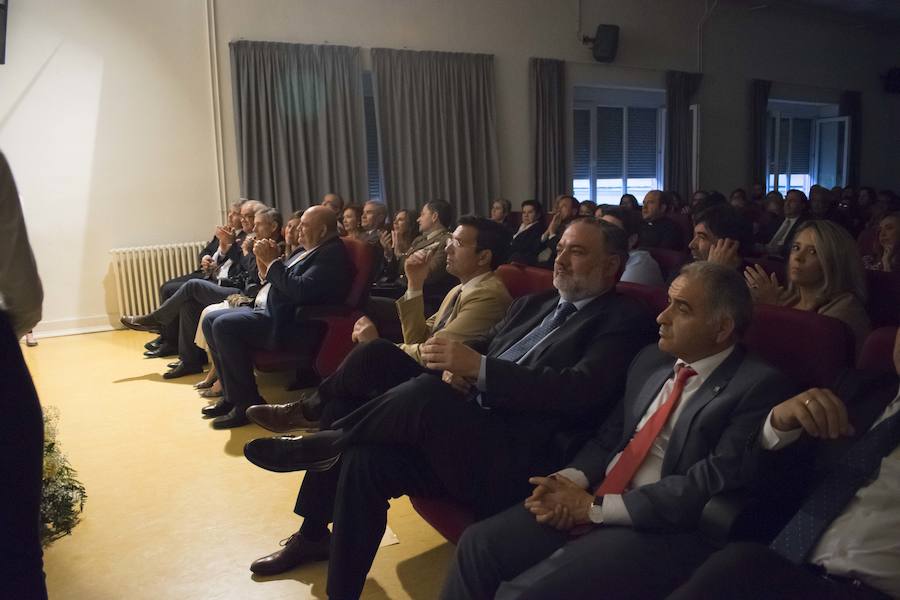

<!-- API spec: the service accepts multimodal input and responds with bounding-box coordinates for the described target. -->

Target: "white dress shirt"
[768,216,798,250]
[620,250,664,287]
[761,386,900,598]
[211,249,235,282]
[558,345,736,525]
[254,247,311,312]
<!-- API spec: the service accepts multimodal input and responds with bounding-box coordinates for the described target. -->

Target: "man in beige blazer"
[245,215,513,434]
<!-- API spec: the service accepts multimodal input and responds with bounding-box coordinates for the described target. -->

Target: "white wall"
[2,0,897,335]
[0,0,221,336]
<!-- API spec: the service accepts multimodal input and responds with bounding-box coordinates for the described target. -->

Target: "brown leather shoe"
[246,401,319,433]
[249,532,330,576]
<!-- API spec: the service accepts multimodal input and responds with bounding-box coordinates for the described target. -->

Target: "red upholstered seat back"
[496,264,555,299]
[744,304,854,388]
[615,281,667,318]
[743,256,786,283]
[865,269,900,327]
[340,238,376,309]
[645,247,689,281]
[857,326,898,373]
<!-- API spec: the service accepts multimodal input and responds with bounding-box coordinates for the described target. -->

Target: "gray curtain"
[230,41,367,214]
[839,90,861,188]
[750,79,772,188]
[664,70,702,201]
[531,58,567,208]
[371,48,500,216]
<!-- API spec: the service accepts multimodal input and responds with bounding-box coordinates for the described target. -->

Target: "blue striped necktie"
[496,301,577,364]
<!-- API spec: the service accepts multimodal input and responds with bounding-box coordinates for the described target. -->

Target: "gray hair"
[679,262,753,337]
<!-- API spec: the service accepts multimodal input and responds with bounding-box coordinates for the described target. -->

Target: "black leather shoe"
[163,363,203,379]
[201,399,233,418]
[249,531,330,575]
[121,315,162,333]
[144,337,162,351]
[167,360,182,369]
[246,401,318,433]
[144,345,177,358]
[243,430,344,473]
[212,407,250,429]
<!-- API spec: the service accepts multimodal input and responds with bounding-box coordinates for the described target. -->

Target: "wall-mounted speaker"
[0,0,8,65]
[583,24,619,63]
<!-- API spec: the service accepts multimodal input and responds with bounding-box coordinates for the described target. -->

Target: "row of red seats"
[412,263,898,544]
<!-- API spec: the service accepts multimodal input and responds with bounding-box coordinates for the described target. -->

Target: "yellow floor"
[25,330,453,600]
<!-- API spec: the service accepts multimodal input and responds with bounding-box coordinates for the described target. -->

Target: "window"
[572,88,667,205]
[765,100,848,194]
[362,72,383,201]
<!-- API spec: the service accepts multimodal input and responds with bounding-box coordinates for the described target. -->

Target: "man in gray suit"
[441,261,796,600]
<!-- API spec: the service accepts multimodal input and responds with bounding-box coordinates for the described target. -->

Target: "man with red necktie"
[440,261,797,600]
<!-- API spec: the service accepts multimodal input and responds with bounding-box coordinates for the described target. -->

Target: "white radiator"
[110,242,207,317]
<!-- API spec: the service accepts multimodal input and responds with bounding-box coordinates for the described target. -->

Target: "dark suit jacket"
[199,235,219,263]
[263,236,352,341]
[465,289,657,461]
[743,369,899,542]
[508,224,546,266]
[638,217,684,251]
[766,215,808,258]
[568,344,796,532]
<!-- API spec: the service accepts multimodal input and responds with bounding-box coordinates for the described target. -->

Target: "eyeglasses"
[446,237,476,249]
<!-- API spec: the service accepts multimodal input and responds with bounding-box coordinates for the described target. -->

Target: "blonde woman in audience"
[745,219,870,355]
[863,211,899,272]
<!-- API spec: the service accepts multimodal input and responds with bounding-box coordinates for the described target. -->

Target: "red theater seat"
[866,269,900,327]
[744,304,854,388]
[857,326,898,374]
[496,264,554,298]
[616,281,667,317]
[252,238,376,378]
[645,247,688,281]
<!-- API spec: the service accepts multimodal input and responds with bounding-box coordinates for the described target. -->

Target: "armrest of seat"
[291,306,364,378]
[698,491,756,548]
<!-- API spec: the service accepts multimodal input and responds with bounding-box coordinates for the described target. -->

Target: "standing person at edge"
[0,150,48,600]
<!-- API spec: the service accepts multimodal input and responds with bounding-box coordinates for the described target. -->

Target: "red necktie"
[594,365,698,496]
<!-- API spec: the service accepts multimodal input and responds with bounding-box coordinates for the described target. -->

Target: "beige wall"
[0,0,220,336]
[2,0,897,335]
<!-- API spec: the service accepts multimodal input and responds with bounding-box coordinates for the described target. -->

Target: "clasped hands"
[524,474,594,532]
[254,238,281,278]
[215,225,236,251]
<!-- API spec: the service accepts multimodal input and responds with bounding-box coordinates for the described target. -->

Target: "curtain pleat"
[664,70,702,201]
[531,58,567,210]
[372,48,499,217]
[750,79,773,189]
[839,90,862,188]
[230,41,366,216]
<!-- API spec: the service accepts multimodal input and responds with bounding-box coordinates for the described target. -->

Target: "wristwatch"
[588,495,604,524]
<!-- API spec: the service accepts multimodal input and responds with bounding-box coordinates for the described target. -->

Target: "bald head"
[299,205,338,249]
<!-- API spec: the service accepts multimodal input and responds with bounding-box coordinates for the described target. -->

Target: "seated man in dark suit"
[242,218,657,598]
[199,206,352,429]
[440,262,795,600]
[688,203,754,271]
[120,207,282,378]
[146,199,264,357]
[668,327,900,600]
[508,200,546,266]
[638,189,684,251]
[761,188,808,257]
[244,215,514,434]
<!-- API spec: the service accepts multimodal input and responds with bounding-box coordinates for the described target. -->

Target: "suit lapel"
[623,365,674,443]
[491,294,560,357]
[524,293,613,364]
[662,348,745,473]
